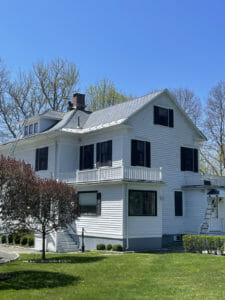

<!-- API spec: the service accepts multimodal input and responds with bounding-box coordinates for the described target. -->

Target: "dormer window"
[154,106,174,128]
[24,126,28,136]
[29,124,33,135]
[24,122,39,136]
[34,123,38,134]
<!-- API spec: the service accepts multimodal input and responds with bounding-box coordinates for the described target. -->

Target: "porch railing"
[76,166,162,184]
[37,166,163,184]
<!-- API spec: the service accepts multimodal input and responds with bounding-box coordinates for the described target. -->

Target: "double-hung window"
[79,144,94,170]
[131,140,150,167]
[129,190,157,216]
[35,147,48,171]
[78,192,101,216]
[180,147,198,172]
[154,106,174,127]
[96,140,112,167]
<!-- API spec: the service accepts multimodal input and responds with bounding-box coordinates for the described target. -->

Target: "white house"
[0,89,225,252]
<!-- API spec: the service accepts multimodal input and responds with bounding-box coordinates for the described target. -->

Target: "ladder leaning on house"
[199,197,217,234]
[8,118,27,158]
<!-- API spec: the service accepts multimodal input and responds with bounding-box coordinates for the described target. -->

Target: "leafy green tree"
[86,78,129,111]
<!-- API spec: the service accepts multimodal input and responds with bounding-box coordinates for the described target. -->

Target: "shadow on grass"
[46,255,106,264]
[0,270,79,290]
[136,248,185,254]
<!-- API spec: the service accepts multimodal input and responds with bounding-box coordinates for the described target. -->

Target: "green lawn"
[0,252,225,299]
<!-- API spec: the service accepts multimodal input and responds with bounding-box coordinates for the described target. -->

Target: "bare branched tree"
[0,58,80,140]
[33,58,79,111]
[171,88,202,126]
[0,59,10,140]
[201,81,225,175]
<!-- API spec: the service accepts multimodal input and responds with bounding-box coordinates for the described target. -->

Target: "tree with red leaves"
[0,156,79,259]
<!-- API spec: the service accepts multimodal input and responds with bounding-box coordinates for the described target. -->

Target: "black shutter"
[107,140,112,166]
[194,149,198,173]
[35,149,39,171]
[96,143,101,168]
[145,142,151,167]
[79,146,83,170]
[169,109,174,128]
[154,106,159,124]
[181,147,185,171]
[175,191,183,216]
[96,192,101,216]
[42,147,48,170]
[89,144,94,169]
[131,140,137,166]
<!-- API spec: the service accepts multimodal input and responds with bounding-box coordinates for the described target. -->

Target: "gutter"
[125,183,129,250]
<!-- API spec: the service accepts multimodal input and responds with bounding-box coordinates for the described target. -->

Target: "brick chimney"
[73,93,85,110]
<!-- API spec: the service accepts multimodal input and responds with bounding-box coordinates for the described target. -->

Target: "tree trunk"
[42,227,46,260]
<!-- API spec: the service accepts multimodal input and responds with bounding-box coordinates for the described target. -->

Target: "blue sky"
[0,0,225,103]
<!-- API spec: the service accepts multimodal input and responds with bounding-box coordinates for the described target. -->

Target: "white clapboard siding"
[76,184,124,239]
[125,93,203,235]
[127,184,162,238]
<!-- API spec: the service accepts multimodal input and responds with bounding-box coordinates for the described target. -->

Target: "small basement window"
[78,192,101,216]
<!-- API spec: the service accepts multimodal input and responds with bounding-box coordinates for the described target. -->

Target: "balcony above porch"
[183,174,225,188]
[36,166,163,185]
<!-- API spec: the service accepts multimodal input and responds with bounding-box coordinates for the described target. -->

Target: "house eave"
[0,130,60,150]
[182,185,225,190]
[69,179,166,187]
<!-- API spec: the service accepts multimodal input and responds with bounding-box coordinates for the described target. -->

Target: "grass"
[0,252,225,299]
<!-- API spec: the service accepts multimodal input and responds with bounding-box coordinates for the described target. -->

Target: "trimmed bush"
[21,236,28,246]
[106,244,112,250]
[183,235,225,253]
[8,234,13,244]
[28,237,34,247]
[1,235,6,244]
[96,244,106,250]
[14,234,21,245]
[112,244,123,252]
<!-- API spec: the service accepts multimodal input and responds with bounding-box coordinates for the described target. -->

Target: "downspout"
[54,140,58,179]
[124,183,129,250]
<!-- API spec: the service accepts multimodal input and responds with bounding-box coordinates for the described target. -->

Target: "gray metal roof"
[0,89,206,147]
[82,90,162,129]
[40,110,66,120]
